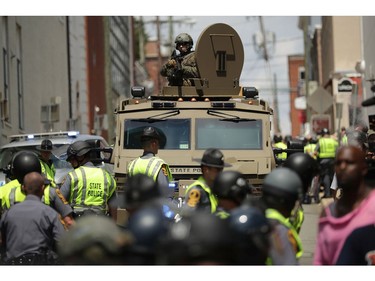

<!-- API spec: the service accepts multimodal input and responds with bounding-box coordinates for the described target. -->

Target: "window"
[124,119,191,150]
[196,118,263,150]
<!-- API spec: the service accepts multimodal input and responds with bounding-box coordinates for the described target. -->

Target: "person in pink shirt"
[313,145,375,265]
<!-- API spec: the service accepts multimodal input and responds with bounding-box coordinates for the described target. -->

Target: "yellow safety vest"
[68,166,116,214]
[40,160,56,187]
[288,205,304,234]
[1,179,51,210]
[128,156,173,181]
[185,176,218,213]
[274,142,287,159]
[266,208,303,259]
[318,138,338,158]
[304,143,317,159]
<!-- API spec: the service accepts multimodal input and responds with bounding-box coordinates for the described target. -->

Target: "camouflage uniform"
[160,52,199,86]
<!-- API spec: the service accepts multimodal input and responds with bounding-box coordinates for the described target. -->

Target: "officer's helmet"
[11,151,41,184]
[212,171,251,204]
[197,148,231,168]
[157,211,237,265]
[262,167,303,205]
[127,207,171,261]
[273,134,282,143]
[124,174,161,210]
[174,33,193,48]
[38,139,54,151]
[283,152,319,193]
[321,128,330,135]
[66,140,92,161]
[228,205,272,264]
[141,126,160,142]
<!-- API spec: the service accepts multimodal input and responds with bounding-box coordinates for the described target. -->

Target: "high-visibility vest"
[266,208,303,259]
[40,160,56,187]
[68,166,116,214]
[185,176,218,213]
[1,179,51,210]
[128,156,173,181]
[304,143,317,159]
[274,142,287,159]
[318,137,338,158]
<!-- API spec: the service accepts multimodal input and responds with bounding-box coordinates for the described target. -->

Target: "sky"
[142,16,310,136]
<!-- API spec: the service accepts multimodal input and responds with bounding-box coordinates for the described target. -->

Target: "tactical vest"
[68,166,116,214]
[128,156,173,181]
[185,176,218,213]
[318,138,338,158]
[266,208,303,259]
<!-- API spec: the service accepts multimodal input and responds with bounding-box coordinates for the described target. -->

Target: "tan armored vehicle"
[112,23,276,200]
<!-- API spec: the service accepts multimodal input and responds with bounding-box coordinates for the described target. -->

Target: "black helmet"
[127,207,171,259]
[228,205,271,264]
[11,151,41,184]
[124,174,161,210]
[283,152,319,193]
[262,167,303,203]
[194,148,231,168]
[157,211,236,265]
[37,139,54,151]
[321,128,330,135]
[212,171,250,204]
[66,140,91,161]
[141,126,160,142]
[174,33,193,46]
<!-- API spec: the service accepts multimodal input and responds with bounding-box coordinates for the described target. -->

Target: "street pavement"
[299,198,334,265]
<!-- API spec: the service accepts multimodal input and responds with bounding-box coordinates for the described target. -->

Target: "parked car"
[0,131,113,187]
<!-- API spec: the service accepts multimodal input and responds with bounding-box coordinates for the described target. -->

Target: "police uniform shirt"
[0,194,65,261]
[59,161,117,208]
[48,187,73,218]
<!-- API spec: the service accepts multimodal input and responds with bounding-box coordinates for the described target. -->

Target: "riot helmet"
[174,33,193,49]
[66,140,92,161]
[273,134,282,143]
[124,174,161,210]
[228,205,272,264]
[11,151,41,184]
[212,171,251,204]
[262,167,303,211]
[283,152,319,193]
[321,128,330,135]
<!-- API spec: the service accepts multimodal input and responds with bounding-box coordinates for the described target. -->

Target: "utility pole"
[253,16,279,134]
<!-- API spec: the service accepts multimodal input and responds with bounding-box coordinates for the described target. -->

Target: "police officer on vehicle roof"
[211,170,251,219]
[127,127,173,198]
[0,151,74,228]
[182,148,231,215]
[160,32,199,86]
[36,139,56,187]
[261,167,304,265]
[0,172,66,265]
[59,140,117,221]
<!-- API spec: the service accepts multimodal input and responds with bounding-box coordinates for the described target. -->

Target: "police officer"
[182,148,231,214]
[127,127,173,198]
[273,134,287,163]
[314,128,339,198]
[211,170,251,219]
[261,167,304,265]
[284,152,319,233]
[37,139,56,187]
[160,33,199,86]
[0,172,66,265]
[59,140,117,221]
[0,151,74,228]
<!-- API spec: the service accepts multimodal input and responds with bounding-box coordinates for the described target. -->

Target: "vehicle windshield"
[124,119,191,150]
[123,118,263,150]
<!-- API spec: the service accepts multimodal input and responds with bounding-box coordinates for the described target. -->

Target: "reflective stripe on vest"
[266,208,303,259]
[318,138,337,158]
[40,160,56,187]
[6,184,50,209]
[69,166,115,213]
[186,176,218,213]
[128,156,173,181]
[274,142,287,159]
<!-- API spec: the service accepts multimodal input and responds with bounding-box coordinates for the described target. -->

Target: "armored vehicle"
[111,23,276,199]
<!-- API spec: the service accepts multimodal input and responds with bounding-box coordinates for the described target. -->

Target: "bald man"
[314,145,375,265]
[0,172,66,264]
